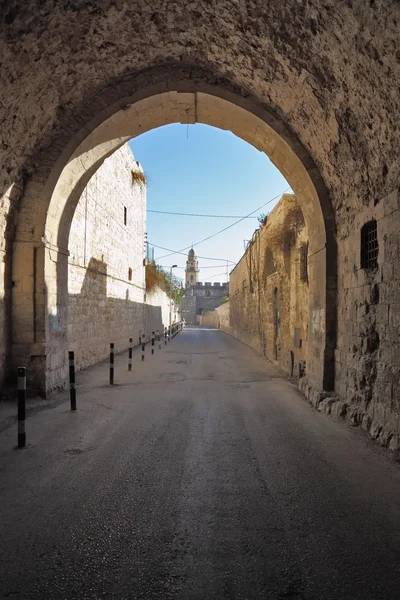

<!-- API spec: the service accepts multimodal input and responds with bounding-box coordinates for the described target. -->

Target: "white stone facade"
[68,144,168,371]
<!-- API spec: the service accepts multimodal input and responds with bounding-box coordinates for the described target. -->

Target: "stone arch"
[12,69,336,394]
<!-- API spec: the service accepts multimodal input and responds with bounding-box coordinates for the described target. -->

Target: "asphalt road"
[1,327,400,599]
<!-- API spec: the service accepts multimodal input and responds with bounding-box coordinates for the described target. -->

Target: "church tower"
[185,248,199,288]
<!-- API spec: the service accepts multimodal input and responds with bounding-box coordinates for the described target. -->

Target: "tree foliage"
[145,263,184,304]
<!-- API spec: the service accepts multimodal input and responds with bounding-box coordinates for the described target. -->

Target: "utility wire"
[148,209,258,219]
[155,187,291,261]
[158,264,229,269]
[151,243,236,264]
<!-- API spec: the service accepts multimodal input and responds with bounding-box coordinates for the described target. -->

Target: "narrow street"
[1,327,400,600]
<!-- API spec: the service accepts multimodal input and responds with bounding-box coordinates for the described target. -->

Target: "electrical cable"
[151,243,236,264]
[154,187,291,261]
[148,209,258,219]
[158,264,228,269]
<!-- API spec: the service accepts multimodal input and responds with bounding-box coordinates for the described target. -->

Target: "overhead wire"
[151,243,236,264]
[148,209,258,219]
[154,187,291,261]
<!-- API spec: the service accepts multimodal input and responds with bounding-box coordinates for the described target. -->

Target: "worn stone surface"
[228,194,309,378]
[201,301,230,332]
[68,144,169,371]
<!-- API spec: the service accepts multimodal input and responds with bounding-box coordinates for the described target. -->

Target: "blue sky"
[128,124,291,283]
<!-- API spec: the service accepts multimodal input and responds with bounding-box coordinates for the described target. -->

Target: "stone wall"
[202,302,230,332]
[229,195,309,378]
[331,189,400,448]
[180,282,229,324]
[68,145,169,371]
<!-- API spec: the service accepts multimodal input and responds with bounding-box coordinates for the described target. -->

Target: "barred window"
[300,242,308,283]
[361,220,378,270]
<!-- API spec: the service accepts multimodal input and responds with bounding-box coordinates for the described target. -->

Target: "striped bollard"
[141,334,145,361]
[69,351,77,411]
[164,327,167,346]
[128,338,133,371]
[151,331,155,355]
[110,343,114,385]
[157,329,161,350]
[17,367,26,448]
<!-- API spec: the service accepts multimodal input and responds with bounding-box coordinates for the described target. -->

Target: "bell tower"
[185,248,199,288]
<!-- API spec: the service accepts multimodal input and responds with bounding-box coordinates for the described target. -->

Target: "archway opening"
[12,86,336,395]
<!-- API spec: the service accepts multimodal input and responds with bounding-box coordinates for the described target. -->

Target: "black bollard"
[164,327,167,346]
[151,331,155,355]
[69,351,77,411]
[157,329,161,350]
[141,334,145,361]
[110,343,114,385]
[128,337,133,371]
[17,367,26,448]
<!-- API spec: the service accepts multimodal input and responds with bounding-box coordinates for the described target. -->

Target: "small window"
[265,248,275,277]
[361,220,378,270]
[128,267,132,281]
[124,206,127,226]
[300,242,308,283]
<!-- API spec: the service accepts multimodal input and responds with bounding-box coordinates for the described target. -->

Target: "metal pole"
[141,333,145,361]
[128,337,133,371]
[17,367,26,448]
[169,268,172,335]
[151,331,155,355]
[157,329,161,350]
[110,343,114,385]
[164,327,167,345]
[69,351,77,411]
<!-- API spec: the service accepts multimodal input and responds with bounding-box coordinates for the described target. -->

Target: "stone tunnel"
[1,0,400,446]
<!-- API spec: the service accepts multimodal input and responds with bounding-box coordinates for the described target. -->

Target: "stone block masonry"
[228,194,309,379]
[68,144,168,371]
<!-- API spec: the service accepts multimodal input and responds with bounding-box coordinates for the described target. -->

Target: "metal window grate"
[299,242,308,283]
[361,220,378,270]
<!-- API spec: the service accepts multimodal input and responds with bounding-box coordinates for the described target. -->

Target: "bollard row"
[15,327,183,448]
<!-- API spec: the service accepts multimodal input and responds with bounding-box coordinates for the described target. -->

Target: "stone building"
[227,194,309,378]
[185,248,199,287]
[180,249,229,324]
[68,144,169,372]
